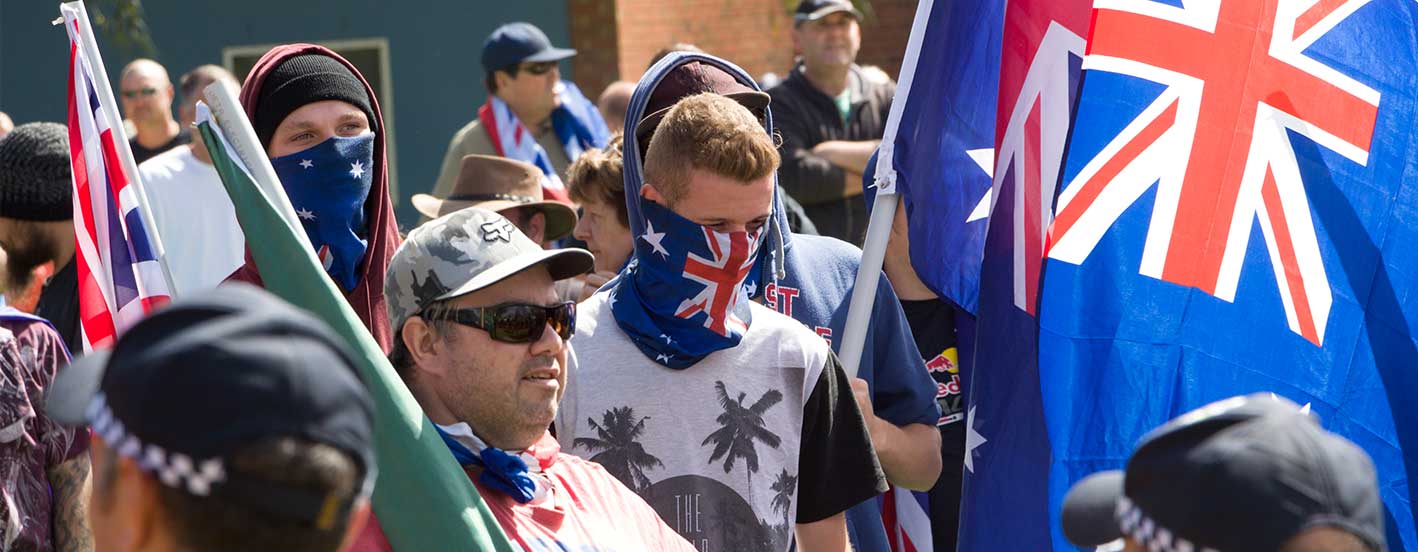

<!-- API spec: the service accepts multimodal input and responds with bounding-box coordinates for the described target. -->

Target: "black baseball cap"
[1061,394,1386,551]
[45,283,375,529]
[481,22,577,74]
[793,0,864,25]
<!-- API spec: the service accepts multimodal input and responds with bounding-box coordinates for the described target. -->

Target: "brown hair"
[642,93,779,206]
[567,133,629,227]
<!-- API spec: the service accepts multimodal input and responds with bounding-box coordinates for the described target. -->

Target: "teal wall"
[0,0,575,229]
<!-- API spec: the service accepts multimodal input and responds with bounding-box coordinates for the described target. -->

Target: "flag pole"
[837,0,935,378]
[200,80,313,250]
[60,1,180,298]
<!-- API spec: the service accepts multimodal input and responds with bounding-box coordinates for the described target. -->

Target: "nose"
[573,213,592,243]
[529,320,566,356]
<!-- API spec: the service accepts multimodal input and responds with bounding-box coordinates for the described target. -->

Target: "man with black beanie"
[0,122,82,353]
[229,44,402,352]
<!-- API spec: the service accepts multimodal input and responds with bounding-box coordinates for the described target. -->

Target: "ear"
[641,183,665,204]
[494,70,514,92]
[527,211,547,244]
[123,456,164,552]
[401,317,447,377]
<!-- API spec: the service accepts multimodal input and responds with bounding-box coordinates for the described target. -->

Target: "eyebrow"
[281,111,366,132]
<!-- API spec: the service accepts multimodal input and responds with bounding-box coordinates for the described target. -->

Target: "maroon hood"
[228,44,401,353]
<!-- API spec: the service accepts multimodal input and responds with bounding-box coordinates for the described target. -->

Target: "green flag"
[194,100,516,552]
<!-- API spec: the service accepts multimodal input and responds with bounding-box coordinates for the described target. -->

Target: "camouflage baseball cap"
[385,207,593,330]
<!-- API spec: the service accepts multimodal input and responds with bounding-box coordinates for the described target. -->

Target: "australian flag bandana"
[270,133,375,292]
[610,199,763,369]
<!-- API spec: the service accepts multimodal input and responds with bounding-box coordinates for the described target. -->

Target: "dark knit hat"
[0,122,73,222]
[252,54,378,148]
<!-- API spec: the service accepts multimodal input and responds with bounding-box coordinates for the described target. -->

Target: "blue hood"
[621,52,792,289]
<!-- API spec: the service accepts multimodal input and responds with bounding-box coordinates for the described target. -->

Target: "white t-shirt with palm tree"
[558,292,884,552]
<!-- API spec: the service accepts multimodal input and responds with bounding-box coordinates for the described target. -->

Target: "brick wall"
[568,0,917,100]
[566,0,621,100]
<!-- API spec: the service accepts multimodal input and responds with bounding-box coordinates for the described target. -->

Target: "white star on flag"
[608,291,618,307]
[349,160,366,179]
[743,281,757,297]
[297,208,316,221]
[640,220,669,259]
[966,148,994,223]
[299,159,313,169]
[964,406,988,473]
[659,333,673,344]
[656,353,673,363]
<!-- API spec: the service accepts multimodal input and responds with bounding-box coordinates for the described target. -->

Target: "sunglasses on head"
[520,61,557,76]
[426,302,576,344]
[120,87,157,99]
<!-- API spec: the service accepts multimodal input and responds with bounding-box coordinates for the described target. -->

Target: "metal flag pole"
[836,0,935,378]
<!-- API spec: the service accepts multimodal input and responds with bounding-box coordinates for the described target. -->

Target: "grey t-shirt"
[558,293,886,552]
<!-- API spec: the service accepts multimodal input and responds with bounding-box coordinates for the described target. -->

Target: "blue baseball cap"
[481,22,577,73]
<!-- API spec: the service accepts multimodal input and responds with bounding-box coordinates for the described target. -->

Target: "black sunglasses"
[120,87,157,99]
[519,61,557,75]
[426,302,576,344]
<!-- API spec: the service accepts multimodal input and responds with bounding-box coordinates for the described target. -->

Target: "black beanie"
[253,54,378,148]
[0,122,73,222]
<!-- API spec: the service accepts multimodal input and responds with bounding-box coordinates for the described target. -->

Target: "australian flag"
[963,0,1418,550]
[881,0,1003,315]
[957,0,1088,549]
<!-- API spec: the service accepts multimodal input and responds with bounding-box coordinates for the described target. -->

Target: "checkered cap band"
[87,393,227,496]
[1116,497,1219,552]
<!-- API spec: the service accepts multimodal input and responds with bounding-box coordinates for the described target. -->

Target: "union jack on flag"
[1020,0,1418,549]
[1047,0,1379,346]
[676,227,761,337]
[62,3,171,351]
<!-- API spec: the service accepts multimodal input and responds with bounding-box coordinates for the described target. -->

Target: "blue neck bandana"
[610,199,764,368]
[270,134,375,292]
[434,424,543,504]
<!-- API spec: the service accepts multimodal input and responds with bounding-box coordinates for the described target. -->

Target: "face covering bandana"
[611,199,763,368]
[271,133,375,292]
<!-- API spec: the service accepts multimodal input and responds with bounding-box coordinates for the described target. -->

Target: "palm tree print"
[769,468,797,529]
[572,406,664,493]
[701,381,784,491]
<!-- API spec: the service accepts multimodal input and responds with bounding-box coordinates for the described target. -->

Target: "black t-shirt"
[129,130,191,165]
[796,351,890,523]
[900,299,964,427]
[34,259,81,355]
[899,298,965,552]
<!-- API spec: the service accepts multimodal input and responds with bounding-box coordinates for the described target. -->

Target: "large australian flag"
[1036,1,1418,550]
[957,0,1089,549]
[882,0,1003,314]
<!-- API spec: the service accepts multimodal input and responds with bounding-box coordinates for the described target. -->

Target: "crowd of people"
[0,0,1389,551]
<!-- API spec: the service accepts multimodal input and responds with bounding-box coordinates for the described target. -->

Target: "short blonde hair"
[642,93,779,206]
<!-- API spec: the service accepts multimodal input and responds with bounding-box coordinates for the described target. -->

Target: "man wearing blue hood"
[591,54,943,552]
[557,81,887,551]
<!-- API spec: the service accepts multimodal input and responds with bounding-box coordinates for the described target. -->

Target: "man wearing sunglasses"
[118,59,190,164]
[349,207,697,551]
[427,22,609,209]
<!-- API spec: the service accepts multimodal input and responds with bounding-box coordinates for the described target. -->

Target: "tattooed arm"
[47,455,94,552]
